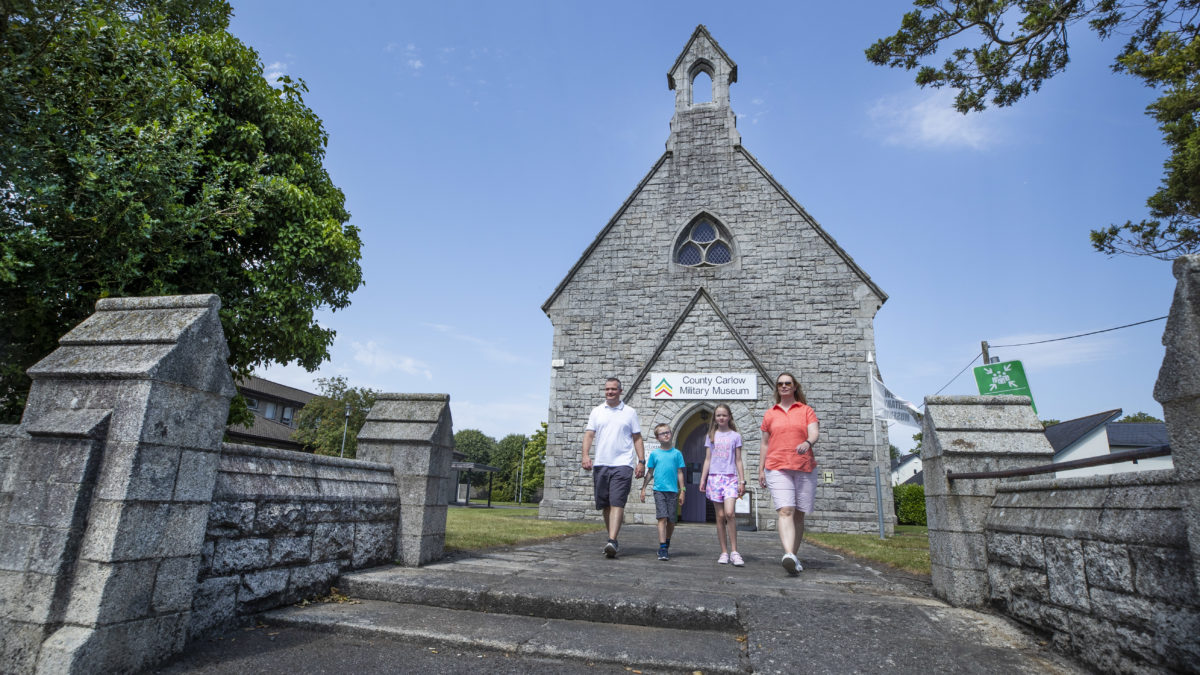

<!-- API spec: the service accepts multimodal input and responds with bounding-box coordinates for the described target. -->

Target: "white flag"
[871,376,922,428]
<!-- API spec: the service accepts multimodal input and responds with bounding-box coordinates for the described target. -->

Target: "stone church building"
[539,26,893,534]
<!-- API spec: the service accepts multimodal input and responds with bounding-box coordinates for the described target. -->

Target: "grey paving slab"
[158,524,1089,674]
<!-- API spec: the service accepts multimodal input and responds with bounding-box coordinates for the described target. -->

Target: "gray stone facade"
[540,26,891,533]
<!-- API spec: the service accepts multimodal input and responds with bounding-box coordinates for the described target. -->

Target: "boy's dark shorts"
[653,490,679,522]
[593,465,634,509]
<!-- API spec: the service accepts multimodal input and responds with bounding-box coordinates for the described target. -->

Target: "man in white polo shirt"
[581,377,646,558]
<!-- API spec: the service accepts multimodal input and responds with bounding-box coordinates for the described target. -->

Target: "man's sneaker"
[717,552,730,564]
[782,553,802,575]
[658,547,669,561]
[730,551,745,567]
[604,540,618,558]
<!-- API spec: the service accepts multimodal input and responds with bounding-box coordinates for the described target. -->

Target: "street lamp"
[516,440,528,504]
[339,403,351,458]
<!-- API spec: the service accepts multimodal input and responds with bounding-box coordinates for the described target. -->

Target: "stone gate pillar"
[1154,254,1200,591]
[0,295,234,673]
[921,395,1053,606]
[357,394,453,566]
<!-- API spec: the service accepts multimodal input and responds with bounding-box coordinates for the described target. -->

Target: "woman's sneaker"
[717,552,730,564]
[782,553,802,575]
[730,551,745,567]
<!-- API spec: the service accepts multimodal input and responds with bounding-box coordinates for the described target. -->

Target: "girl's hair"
[772,372,807,405]
[707,403,738,443]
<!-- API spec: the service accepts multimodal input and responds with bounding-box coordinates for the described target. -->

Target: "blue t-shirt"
[647,447,685,493]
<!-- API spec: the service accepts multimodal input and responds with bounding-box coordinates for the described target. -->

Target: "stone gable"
[540,26,892,533]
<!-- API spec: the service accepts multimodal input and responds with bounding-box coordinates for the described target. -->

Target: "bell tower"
[666,25,740,152]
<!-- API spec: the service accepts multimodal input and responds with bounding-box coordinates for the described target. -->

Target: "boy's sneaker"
[604,540,618,558]
[658,547,669,561]
[782,553,802,575]
[730,551,745,567]
[717,552,730,564]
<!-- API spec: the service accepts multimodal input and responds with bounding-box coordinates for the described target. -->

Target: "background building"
[225,375,314,451]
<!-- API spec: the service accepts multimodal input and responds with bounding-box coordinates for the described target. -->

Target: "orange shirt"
[760,402,818,472]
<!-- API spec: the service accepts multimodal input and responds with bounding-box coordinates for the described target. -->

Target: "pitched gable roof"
[1043,409,1122,453]
[1106,422,1168,448]
[625,287,771,401]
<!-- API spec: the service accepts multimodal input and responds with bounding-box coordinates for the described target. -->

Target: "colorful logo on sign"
[654,378,673,397]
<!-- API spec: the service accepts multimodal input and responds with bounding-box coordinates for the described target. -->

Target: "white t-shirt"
[586,401,642,467]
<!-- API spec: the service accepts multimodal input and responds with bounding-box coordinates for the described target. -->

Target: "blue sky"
[229,2,1174,449]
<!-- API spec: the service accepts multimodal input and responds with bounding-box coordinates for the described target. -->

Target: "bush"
[893,484,927,526]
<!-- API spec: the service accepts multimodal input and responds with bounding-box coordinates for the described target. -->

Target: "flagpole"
[868,352,885,539]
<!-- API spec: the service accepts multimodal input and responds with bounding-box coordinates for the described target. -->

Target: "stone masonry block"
[289,561,340,599]
[352,522,396,568]
[63,558,156,626]
[930,563,988,607]
[1044,538,1090,612]
[0,569,56,624]
[188,576,238,638]
[1082,540,1132,592]
[0,525,35,572]
[152,555,200,614]
[206,500,255,534]
[929,530,987,572]
[94,442,180,502]
[1130,545,1196,604]
[211,538,270,575]
[81,500,209,562]
[238,569,289,604]
[0,618,46,675]
[398,504,447,541]
[311,523,353,561]
[270,536,312,566]
[397,533,445,567]
[174,448,220,502]
[987,531,1046,569]
[36,611,190,675]
[254,502,305,535]
[29,526,72,575]
[926,493,991,533]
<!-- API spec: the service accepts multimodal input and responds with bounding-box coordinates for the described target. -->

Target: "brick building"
[539,26,893,533]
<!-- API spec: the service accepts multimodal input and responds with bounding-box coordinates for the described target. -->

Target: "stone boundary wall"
[0,295,453,674]
[189,442,399,638]
[922,255,1200,673]
[986,471,1197,671]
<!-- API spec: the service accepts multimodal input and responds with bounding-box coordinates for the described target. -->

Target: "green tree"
[454,429,497,488]
[910,432,923,456]
[1041,419,1062,428]
[290,376,378,459]
[490,433,528,502]
[518,423,547,503]
[0,0,363,423]
[867,1,1200,259]
[1117,411,1164,423]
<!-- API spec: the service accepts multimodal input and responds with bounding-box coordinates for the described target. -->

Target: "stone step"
[263,598,748,673]
[337,565,741,631]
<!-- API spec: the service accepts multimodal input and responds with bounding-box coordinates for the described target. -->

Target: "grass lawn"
[444,505,604,552]
[805,525,930,576]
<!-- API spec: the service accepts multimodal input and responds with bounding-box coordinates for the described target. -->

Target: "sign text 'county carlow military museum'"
[650,372,758,400]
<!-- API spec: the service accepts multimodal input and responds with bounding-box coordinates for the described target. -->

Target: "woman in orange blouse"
[757,372,819,575]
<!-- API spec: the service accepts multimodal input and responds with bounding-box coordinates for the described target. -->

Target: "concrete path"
[154,524,1087,674]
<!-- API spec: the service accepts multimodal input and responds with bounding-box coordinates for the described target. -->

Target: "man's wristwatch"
[638,460,646,464]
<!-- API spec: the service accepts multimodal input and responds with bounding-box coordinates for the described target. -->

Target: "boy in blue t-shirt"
[639,423,686,560]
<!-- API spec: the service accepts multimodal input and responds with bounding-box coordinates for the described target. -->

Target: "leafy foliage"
[489,433,528,502]
[867,1,1200,259]
[1041,418,1062,428]
[290,376,378,459]
[1117,410,1164,422]
[454,429,497,488]
[893,483,928,526]
[0,0,363,422]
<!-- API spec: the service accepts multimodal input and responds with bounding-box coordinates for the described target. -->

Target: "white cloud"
[423,323,525,365]
[351,341,433,379]
[264,61,288,85]
[868,90,997,150]
[452,396,547,440]
[987,333,1118,370]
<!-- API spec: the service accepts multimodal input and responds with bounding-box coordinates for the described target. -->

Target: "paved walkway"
[155,524,1086,674]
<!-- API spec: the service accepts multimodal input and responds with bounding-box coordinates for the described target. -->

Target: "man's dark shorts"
[593,465,634,509]
[653,490,679,522]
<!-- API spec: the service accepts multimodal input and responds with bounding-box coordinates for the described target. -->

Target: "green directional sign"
[973,360,1037,413]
